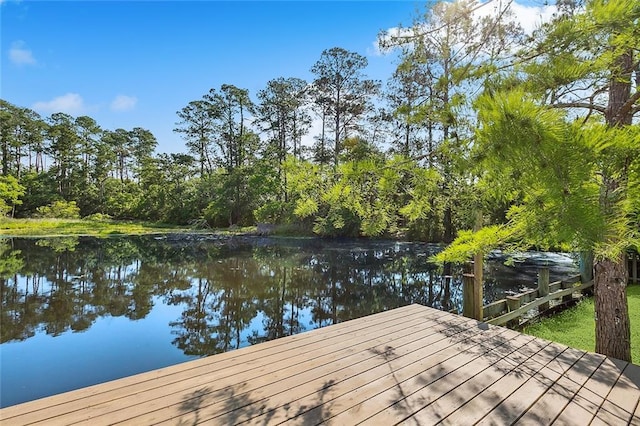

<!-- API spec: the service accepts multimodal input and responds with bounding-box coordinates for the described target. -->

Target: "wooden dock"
[2,304,639,425]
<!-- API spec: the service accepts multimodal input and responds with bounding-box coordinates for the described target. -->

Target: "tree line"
[1,0,526,241]
[1,0,639,361]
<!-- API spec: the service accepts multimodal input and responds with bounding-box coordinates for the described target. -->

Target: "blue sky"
[2,1,554,154]
[2,1,424,153]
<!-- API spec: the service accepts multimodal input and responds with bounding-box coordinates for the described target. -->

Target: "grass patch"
[0,218,193,237]
[0,218,263,238]
[522,285,640,363]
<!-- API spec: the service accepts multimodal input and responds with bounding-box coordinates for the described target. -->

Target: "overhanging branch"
[549,102,606,114]
[616,90,640,121]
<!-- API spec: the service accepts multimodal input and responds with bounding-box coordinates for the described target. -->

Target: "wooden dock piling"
[537,267,550,313]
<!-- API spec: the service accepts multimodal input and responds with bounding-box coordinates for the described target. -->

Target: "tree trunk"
[443,205,454,243]
[592,47,634,362]
[594,254,631,362]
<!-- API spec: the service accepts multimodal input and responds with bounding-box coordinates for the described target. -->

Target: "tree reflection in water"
[1,236,577,356]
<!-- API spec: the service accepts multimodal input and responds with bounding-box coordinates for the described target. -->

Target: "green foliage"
[431,225,514,264]
[35,237,79,253]
[253,201,285,224]
[439,87,639,265]
[83,212,112,221]
[203,165,267,227]
[286,155,441,238]
[0,175,25,217]
[36,200,81,219]
[102,179,142,220]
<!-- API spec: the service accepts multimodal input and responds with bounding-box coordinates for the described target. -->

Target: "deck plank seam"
[320,326,525,424]
[67,313,446,426]
[131,313,476,425]
[226,315,482,425]
[475,345,573,425]
[344,327,522,425]
[154,314,514,425]
[550,355,608,424]
[303,332,519,425]
[406,336,551,425]
[516,350,592,424]
[583,361,625,426]
[591,362,638,425]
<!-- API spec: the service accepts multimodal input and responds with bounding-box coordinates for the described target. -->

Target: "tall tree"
[257,77,311,162]
[101,129,133,182]
[522,0,639,361]
[257,77,311,203]
[174,100,216,177]
[439,0,639,361]
[310,47,379,168]
[74,116,101,173]
[380,0,522,241]
[204,84,256,172]
[0,101,47,177]
[46,113,81,197]
[202,84,260,225]
[129,127,157,171]
[385,53,435,161]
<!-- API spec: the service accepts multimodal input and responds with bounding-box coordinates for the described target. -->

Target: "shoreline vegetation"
[0,218,369,239]
[0,218,256,238]
[523,286,640,363]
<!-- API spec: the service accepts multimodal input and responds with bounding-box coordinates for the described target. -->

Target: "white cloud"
[373,0,558,56]
[473,0,557,35]
[110,94,138,112]
[371,26,417,57]
[33,93,86,115]
[510,2,557,35]
[9,40,36,66]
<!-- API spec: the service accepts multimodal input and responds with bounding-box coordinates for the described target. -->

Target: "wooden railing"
[460,251,638,327]
[482,273,592,327]
[629,251,639,284]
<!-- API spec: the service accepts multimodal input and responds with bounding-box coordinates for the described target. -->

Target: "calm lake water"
[0,235,578,407]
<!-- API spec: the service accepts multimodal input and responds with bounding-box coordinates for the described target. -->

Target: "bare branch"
[615,90,640,121]
[549,102,607,114]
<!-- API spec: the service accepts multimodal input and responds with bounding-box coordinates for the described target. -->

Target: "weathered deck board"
[1,304,639,425]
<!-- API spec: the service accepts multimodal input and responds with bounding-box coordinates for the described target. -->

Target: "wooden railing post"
[463,273,475,318]
[580,251,594,295]
[562,279,573,303]
[473,252,484,321]
[506,296,521,328]
[470,211,484,321]
[538,267,550,314]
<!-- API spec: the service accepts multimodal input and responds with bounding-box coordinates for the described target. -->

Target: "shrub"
[83,212,112,221]
[36,201,81,219]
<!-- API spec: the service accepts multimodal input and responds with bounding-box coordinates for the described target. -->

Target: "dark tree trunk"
[593,48,634,362]
[443,205,454,243]
[594,255,631,361]
[2,139,9,176]
[605,51,633,127]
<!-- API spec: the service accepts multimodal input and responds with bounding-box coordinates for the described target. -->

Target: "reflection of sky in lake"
[0,236,579,408]
[1,296,193,407]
